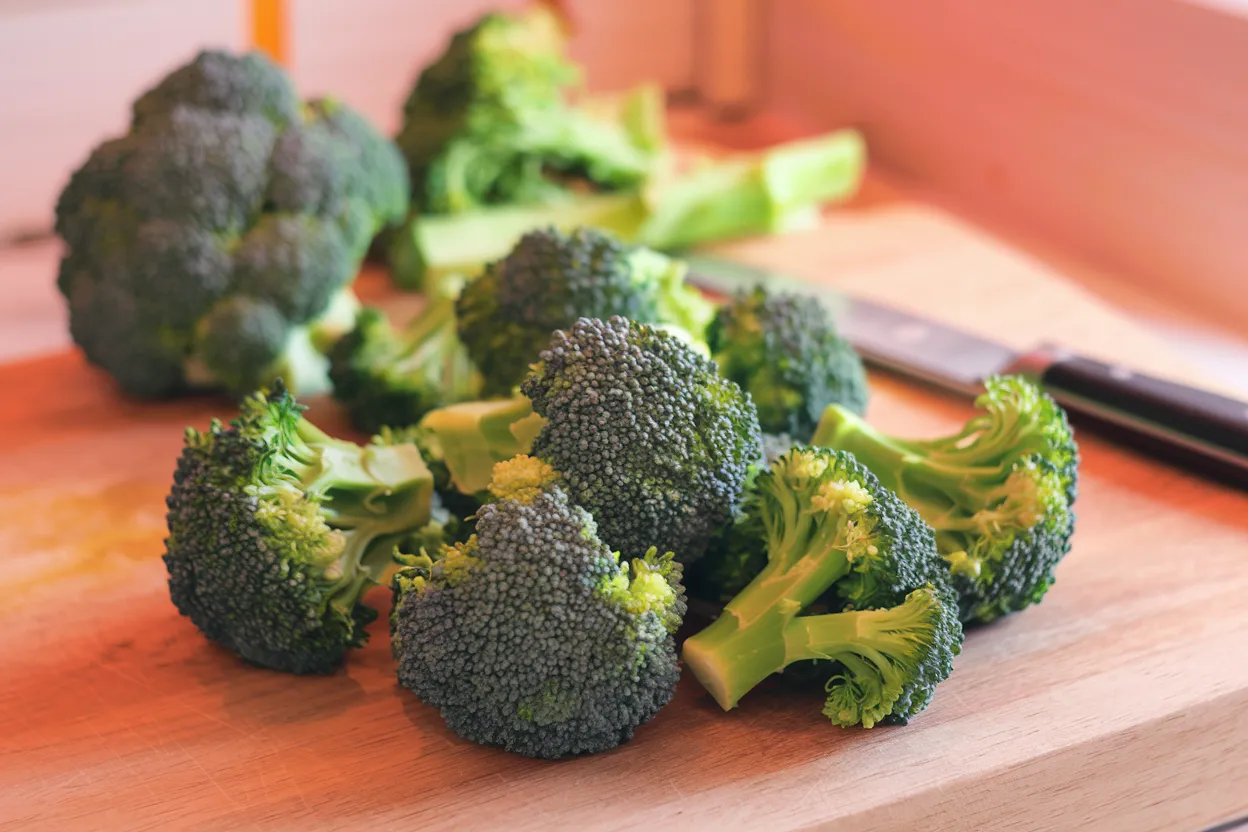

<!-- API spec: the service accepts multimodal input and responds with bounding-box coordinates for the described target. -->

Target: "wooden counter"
[2,185,1246,832]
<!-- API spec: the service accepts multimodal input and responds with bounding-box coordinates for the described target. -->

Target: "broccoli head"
[328,299,484,435]
[811,375,1080,624]
[162,381,434,674]
[521,316,762,564]
[395,6,659,216]
[390,462,685,759]
[55,49,409,400]
[456,226,714,395]
[709,285,868,443]
[681,448,963,728]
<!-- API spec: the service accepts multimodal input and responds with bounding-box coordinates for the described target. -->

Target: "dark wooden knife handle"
[1038,354,1248,488]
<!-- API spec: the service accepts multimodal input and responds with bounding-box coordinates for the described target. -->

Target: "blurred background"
[2,0,1246,391]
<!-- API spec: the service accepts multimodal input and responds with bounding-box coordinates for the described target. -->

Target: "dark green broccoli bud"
[390,475,685,759]
[266,99,410,253]
[456,225,714,396]
[233,214,353,322]
[132,49,301,127]
[265,118,348,216]
[194,297,289,388]
[312,99,410,229]
[682,448,963,728]
[521,316,762,564]
[328,299,484,435]
[65,277,187,398]
[55,50,410,400]
[163,382,434,674]
[811,375,1079,625]
[127,221,234,328]
[709,285,868,443]
[122,107,277,233]
[54,138,136,253]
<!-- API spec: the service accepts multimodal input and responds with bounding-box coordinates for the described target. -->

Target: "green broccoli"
[413,395,546,501]
[328,298,484,435]
[521,316,762,564]
[55,50,409,400]
[681,448,963,728]
[811,375,1080,624]
[455,226,715,396]
[709,284,868,443]
[389,129,865,294]
[390,457,686,759]
[162,381,434,674]
[394,6,659,217]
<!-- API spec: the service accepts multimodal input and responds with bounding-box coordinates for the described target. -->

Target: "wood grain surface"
[2,196,1247,831]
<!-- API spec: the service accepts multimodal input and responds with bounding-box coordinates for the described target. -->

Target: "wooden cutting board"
[2,190,1246,832]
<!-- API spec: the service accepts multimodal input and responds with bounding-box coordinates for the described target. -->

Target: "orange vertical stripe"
[251,0,286,65]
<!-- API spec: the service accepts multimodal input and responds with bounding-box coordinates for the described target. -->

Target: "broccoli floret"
[394,6,657,216]
[162,381,435,674]
[811,375,1080,625]
[681,448,963,728]
[389,466,686,759]
[55,49,409,400]
[521,316,762,564]
[328,299,484,435]
[456,226,714,396]
[388,129,865,294]
[709,285,868,443]
[131,49,301,126]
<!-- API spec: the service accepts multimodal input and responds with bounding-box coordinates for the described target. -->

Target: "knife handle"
[1034,352,1248,488]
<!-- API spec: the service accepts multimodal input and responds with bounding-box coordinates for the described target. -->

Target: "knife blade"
[682,254,1248,489]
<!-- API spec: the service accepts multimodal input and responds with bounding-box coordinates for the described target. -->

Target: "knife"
[682,254,1248,490]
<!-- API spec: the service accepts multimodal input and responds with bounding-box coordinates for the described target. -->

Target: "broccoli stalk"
[682,448,963,727]
[810,375,1079,624]
[163,381,434,674]
[390,129,866,295]
[414,396,546,498]
[387,192,649,298]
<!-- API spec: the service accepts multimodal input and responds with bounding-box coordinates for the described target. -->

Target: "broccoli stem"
[812,405,1042,517]
[682,503,855,709]
[277,425,434,610]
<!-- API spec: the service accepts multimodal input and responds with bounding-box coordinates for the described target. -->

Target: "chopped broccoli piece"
[709,285,868,443]
[811,375,1080,624]
[390,470,685,759]
[521,316,762,564]
[414,396,546,500]
[681,448,963,727]
[455,226,714,396]
[328,299,484,435]
[389,129,866,294]
[395,6,659,216]
[637,130,865,251]
[162,381,435,674]
[55,50,409,400]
